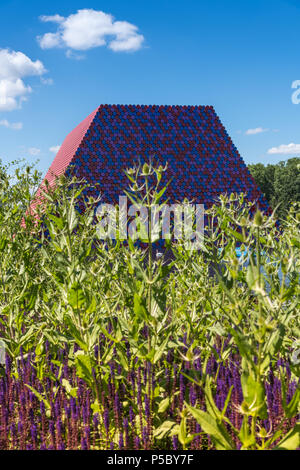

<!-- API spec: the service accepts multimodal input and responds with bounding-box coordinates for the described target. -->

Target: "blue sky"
[0,0,300,177]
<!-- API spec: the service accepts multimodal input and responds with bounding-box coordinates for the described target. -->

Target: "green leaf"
[153,420,177,440]
[238,416,256,449]
[221,386,234,420]
[246,264,260,290]
[102,345,115,365]
[34,342,44,357]
[274,423,300,450]
[154,186,168,204]
[227,228,244,243]
[241,373,268,419]
[74,351,94,388]
[0,238,8,252]
[229,327,256,369]
[86,295,97,314]
[178,417,186,447]
[48,214,64,230]
[261,324,285,372]
[290,238,300,249]
[68,205,78,232]
[68,283,86,310]
[133,293,148,321]
[282,383,300,419]
[116,346,129,372]
[186,403,235,450]
[153,335,170,364]
[204,376,223,420]
[62,379,78,398]
[158,397,170,414]
[91,399,103,415]
[64,315,88,352]
[25,384,51,411]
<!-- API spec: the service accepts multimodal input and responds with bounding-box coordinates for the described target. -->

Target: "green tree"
[249,157,300,218]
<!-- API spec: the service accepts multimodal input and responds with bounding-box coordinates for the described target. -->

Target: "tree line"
[248,157,300,219]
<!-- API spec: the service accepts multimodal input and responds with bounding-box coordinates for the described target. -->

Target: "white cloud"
[49,145,61,153]
[0,49,47,111]
[40,14,65,24]
[28,147,41,156]
[245,127,269,135]
[37,9,144,54]
[40,77,54,85]
[39,32,62,49]
[0,77,30,111]
[65,50,85,60]
[0,119,23,130]
[0,49,45,79]
[268,143,300,155]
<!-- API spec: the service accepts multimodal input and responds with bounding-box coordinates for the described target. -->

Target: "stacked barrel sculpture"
[38,104,269,210]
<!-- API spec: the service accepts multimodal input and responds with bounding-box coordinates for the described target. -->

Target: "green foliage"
[0,157,299,450]
[249,157,300,218]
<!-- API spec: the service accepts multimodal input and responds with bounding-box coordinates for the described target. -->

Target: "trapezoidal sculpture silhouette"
[37,104,269,211]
